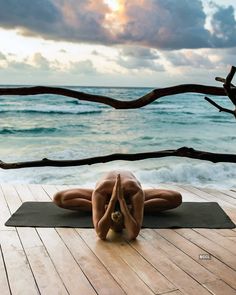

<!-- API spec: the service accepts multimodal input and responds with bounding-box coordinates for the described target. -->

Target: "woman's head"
[111,210,124,232]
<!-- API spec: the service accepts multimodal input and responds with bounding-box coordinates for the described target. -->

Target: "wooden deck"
[1,183,236,295]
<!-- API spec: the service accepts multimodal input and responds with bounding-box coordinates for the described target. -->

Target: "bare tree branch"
[223,66,236,106]
[1,147,236,170]
[207,66,236,119]
[204,96,236,117]
[0,84,226,109]
[225,66,236,86]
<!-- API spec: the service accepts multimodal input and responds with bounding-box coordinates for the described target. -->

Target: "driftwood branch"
[0,84,226,109]
[1,147,236,170]
[205,66,236,118]
[224,65,236,106]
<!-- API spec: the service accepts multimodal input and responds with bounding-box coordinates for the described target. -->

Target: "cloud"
[164,50,214,68]
[0,53,100,85]
[211,4,236,47]
[121,46,160,60]
[0,0,60,33]
[0,0,111,43]
[59,49,67,53]
[0,0,235,50]
[0,52,7,60]
[70,60,97,75]
[1,52,54,73]
[117,0,211,49]
[32,53,51,70]
[117,46,164,71]
[211,47,236,67]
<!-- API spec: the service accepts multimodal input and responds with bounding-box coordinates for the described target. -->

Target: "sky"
[0,0,236,87]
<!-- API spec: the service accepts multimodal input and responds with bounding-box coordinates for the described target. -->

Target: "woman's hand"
[117,174,125,202]
[110,174,120,202]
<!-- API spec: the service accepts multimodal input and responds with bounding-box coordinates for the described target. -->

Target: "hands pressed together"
[111,174,126,209]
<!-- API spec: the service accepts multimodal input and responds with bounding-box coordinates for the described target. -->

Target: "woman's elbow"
[95,227,107,240]
[97,232,107,240]
[127,232,138,241]
[127,228,140,241]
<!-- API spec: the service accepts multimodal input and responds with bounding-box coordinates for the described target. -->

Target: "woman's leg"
[143,189,182,213]
[53,188,93,212]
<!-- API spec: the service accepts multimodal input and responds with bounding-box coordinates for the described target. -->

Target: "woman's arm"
[92,177,118,240]
[118,176,144,240]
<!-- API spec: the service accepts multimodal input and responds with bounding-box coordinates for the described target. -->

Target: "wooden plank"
[182,185,234,207]
[56,228,126,295]
[141,229,218,284]
[228,237,236,242]
[212,229,236,237]
[41,184,66,200]
[127,234,213,295]
[201,188,236,206]
[22,242,69,295]
[1,183,22,212]
[220,189,236,199]
[37,228,96,295]
[28,184,97,295]
[14,183,36,202]
[0,185,16,231]
[41,184,58,199]
[0,245,11,295]
[156,229,236,289]
[162,184,206,202]
[112,241,177,294]
[175,228,236,270]
[0,230,39,295]
[56,184,70,191]
[164,291,183,295]
[203,279,236,295]
[28,184,51,201]
[193,228,236,255]
[1,184,42,295]
[102,232,176,294]
[0,185,15,231]
[78,228,156,295]
[14,184,69,295]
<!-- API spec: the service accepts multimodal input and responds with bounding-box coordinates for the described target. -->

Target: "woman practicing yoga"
[53,170,182,240]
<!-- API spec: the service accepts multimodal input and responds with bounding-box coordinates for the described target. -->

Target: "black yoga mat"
[5,201,235,229]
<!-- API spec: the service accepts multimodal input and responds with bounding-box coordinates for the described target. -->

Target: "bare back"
[95,170,141,201]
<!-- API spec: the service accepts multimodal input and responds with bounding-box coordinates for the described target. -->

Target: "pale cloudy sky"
[0,0,236,87]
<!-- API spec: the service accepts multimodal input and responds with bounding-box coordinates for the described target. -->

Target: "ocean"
[0,86,235,189]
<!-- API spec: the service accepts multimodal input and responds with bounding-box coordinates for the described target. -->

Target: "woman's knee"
[171,191,182,207]
[53,191,64,206]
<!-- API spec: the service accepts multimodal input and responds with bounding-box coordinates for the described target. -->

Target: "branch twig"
[215,77,235,87]
[1,147,236,169]
[204,96,236,117]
